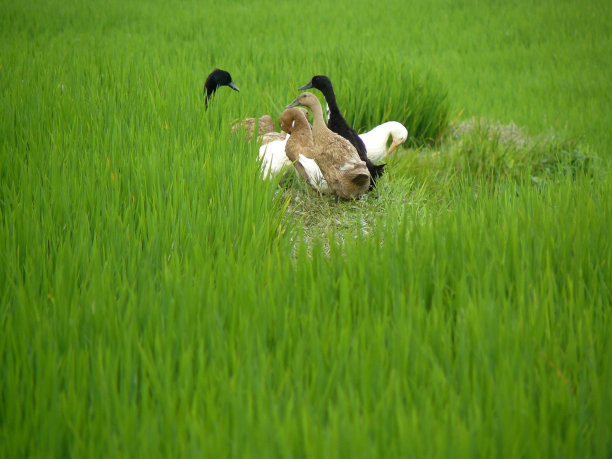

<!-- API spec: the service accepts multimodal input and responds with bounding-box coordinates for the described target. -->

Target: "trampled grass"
[1,0,611,457]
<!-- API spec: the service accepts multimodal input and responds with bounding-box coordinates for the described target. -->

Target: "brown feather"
[231,115,275,140]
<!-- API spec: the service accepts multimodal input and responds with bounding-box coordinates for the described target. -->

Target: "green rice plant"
[1,0,611,457]
[284,174,612,458]
[449,118,597,180]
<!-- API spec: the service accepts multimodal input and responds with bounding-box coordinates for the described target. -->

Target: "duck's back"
[328,115,365,154]
[317,133,359,166]
[261,131,287,145]
[314,130,370,199]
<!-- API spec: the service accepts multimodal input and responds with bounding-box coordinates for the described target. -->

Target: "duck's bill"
[228,81,240,92]
[286,99,300,109]
[298,81,313,90]
[387,141,401,155]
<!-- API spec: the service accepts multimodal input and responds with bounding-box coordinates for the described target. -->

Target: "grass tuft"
[329,55,452,147]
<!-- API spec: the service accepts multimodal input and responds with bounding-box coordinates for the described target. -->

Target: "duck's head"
[279,108,311,134]
[298,75,332,92]
[205,68,240,93]
[388,122,409,155]
[286,92,320,111]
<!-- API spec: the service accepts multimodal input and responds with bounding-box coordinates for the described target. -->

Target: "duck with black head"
[203,68,239,109]
[298,75,385,187]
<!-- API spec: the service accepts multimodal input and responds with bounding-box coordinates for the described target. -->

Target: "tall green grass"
[327,54,451,146]
[1,0,611,457]
[3,172,610,457]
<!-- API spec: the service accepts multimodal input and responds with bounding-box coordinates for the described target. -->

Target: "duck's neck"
[380,125,395,142]
[204,83,218,108]
[294,117,311,136]
[309,101,327,140]
[320,85,341,117]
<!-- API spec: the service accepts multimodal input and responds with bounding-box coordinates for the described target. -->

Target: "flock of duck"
[204,68,408,200]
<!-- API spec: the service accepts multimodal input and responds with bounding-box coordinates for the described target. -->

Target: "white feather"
[297,155,329,193]
[258,136,291,179]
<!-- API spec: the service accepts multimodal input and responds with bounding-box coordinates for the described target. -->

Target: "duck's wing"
[260,131,287,145]
[324,136,366,166]
[298,155,329,193]
[258,140,291,179]
[258,116,276,135]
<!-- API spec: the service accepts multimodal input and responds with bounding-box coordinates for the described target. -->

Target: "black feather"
[204,68,239,109]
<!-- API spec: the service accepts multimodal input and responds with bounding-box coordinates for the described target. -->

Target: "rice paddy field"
[1,0,611,457]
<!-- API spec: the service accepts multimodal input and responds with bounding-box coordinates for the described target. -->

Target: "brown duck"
[287,92,370,200]
[279,108,328,193]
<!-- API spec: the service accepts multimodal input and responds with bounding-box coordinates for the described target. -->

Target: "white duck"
[359,122,408,163]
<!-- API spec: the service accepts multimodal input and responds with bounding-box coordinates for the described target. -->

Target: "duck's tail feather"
[351,172,371,188]
[367,163,386,189]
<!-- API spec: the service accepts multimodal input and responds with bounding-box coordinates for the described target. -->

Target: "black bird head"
[204,68,239,108]
[298,75,332,92]
[206,68,239,92]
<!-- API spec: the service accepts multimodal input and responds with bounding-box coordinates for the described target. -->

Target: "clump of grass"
[450,118,596,179]
[397,118,598,197]
[250,53,451,148]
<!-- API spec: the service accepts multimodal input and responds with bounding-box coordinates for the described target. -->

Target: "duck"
[298,75,384,187]
[279,108,328,193]
[287,92,370,200]
[231,115,275,140]
[359,122,408,162]
[203,68,239,109]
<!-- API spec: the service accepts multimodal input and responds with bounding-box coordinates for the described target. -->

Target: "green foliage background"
[1,0,610,457]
